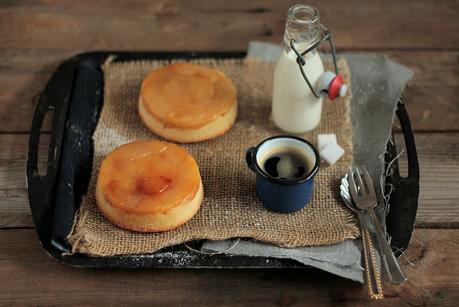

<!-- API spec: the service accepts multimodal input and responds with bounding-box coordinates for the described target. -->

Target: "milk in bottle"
[272,4,330,133]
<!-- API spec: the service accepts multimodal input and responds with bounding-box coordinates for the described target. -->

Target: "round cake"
[95,140,203,232]
[138,62,237,143]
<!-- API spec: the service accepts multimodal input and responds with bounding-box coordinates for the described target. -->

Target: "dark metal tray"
[26,52,419,268]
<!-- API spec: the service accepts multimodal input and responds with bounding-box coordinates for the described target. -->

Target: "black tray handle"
[27,91,59,243]
[28,94,52,184]
[27,60,76,249]
[398,99,420,180]
[385,98,420,256]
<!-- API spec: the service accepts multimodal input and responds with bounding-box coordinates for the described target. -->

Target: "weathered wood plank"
[0,190,31,228]
[1,133,458,228]
[387,51,459,132]
[0,49,73,132]
[0,50,458,132]
[0,133,48,190]
[394,133,459,228]
[0,228,457,305]
[1,0,458,51]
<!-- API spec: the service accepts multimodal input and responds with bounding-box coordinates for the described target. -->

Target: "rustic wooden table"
[1,0,458,305]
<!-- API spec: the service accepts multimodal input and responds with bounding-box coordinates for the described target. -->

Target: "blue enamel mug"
[246,135,320,213]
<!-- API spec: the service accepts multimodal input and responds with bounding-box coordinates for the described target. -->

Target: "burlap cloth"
[67,57,359,256]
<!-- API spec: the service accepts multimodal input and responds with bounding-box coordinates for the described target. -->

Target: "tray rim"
[26,51,419,268]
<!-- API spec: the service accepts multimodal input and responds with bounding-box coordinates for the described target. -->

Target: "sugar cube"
[318,134,337,151]
[320,142,345,166]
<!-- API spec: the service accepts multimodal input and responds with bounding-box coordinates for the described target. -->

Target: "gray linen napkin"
[202,42,413,283]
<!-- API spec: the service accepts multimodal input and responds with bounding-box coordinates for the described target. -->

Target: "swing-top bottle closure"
[286,5,347,101]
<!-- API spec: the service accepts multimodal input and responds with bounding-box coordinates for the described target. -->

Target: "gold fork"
[348,166,407,284]
[340,176,384,299]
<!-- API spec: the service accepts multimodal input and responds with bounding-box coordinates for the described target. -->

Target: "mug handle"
[245,147,257,172]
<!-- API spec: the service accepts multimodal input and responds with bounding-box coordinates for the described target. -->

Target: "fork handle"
[368,208,407,284]
[359,220,384,300]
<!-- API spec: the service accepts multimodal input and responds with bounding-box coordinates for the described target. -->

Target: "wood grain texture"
[0,228,457,306]
[0,134,48,227]
[0,133,48,190]
[395,133,459,228]
[1,133,458,228]
[1,0,458,51]
[0,190,31,228]
[1,50,458,132]
[387,51,459,132]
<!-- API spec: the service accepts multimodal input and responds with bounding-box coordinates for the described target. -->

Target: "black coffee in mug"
[245,135,320,213]
[260,146,313,180]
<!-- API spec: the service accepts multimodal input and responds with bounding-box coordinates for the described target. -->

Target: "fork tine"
[354,166,367,194]
[347,168,359,201]
[360,166,376,197]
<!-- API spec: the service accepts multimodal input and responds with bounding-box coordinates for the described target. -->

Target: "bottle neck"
[282,4,321,54]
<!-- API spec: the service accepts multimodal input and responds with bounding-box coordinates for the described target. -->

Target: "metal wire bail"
[290,29,339,98]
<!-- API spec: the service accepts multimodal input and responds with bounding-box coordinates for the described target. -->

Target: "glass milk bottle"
[272,4,347,133]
